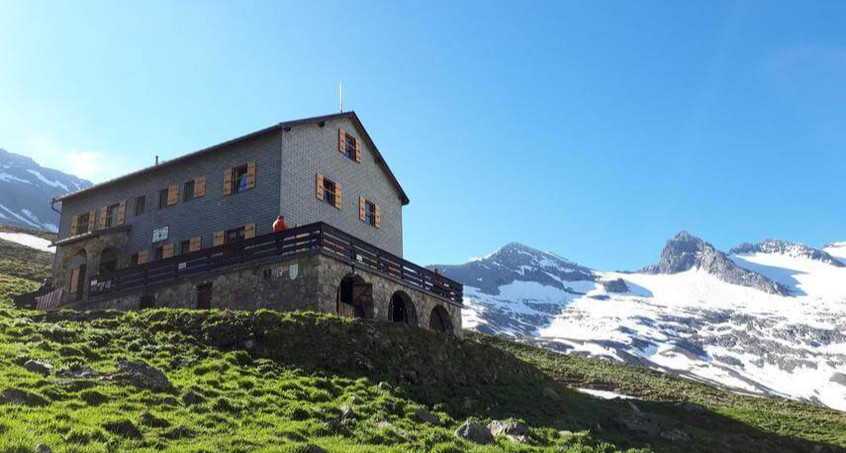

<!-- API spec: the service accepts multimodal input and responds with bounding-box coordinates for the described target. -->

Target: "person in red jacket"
[273,215,287,233]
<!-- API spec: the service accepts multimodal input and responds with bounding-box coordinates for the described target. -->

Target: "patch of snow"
[26,169,69,190]
[0,172,32,184]
[574,388,639,400]
[0,204,42,229]
[0,232,54,253]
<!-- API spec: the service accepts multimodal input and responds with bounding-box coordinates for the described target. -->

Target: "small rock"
[455,421,494,445]
[34,444,52,453]
[0,389,48,407]
[376,421,392,429]
[681,402,706,413]
[23,360,53,376]
[243,339,256,349]
[182,391,206,406]
[616,413,660,437]
[116,360,174,393]
[542,387,561,401]
[339,404,354,421]
[57,366,98,379]
[377,381,392,391]
[660,429,690,442]
[413,408,439,425]
[488,420,529,438]
[102,419,142,439]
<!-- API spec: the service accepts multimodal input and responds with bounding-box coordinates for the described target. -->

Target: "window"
[135,196,146,216]
[158,189,169,209]
[130,253,139,266]
[364,200,376,226]
[323,178,336,206]
[232,164,249,194]
[338,128,361,163]
[105,203,120,228]
[76,212,90,232]
[344,133,357,161]
[154,245,164,261]
[183,180,196,202]
[180,240,192,255]
[225,227,245,244]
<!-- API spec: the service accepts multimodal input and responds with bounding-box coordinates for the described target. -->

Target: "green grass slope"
[0,297,842,452]
[0,224,54,284]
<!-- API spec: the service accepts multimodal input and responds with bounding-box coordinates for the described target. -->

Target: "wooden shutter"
[354,138,362,163]
[316,173,324,201]
[137,250,148,265]
[162,243,174,259]
[374,204,381,228]
[223,168,233,196]
[87,210,96,232]
[117,201,127,225]
[69,268,80,294]
[338,128,346,154]
[167,185,179,206]
[359,197,366,221]
[213,231,225,247]
[98,206,108,230]
[195,176,206,197]
[70,216,79,236]
[334,183,342,209]
[246,162,256,189]
[189,236,202,252]
[244,223,256,239]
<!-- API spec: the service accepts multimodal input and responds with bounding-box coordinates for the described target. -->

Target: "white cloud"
[24,137,123,183]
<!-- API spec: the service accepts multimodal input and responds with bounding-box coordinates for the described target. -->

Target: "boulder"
[488,420,529,443]
[412,408,439,425]
[660,429,690,442]
[182,391,206,406]
[377,381,392,391]
[139,412,171,428]
[116,361,174,393]
[57,366,98,379]
[0,389,48,407]
[23,360,53,376]
[102,419,142,439]
[681,402,706,413]
[455,421,494,445]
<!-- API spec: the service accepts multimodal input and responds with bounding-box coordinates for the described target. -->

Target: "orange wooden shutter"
[195,176,206,197]
[359,197,366,221]
[334,183,342,209]
[69,268,80,294]
[374,204,381,228]
[223,168,233,196]
[316,174,324,201]
[70,216,79,236]
[338,128,346,154]
[213,231,225,246]
[246,161,256,189]
[354,138,362,163]
[87,211,96,232]
[137,250,148,265]
[189,236,202,252]
[162,243,174,259]
[117,201,127,225]
[167,185,179,206]
[244,223,256,239]
[98,206,108,229]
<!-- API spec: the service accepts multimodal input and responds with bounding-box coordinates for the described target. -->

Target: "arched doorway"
[429,305,453,334]
[337,274,373,319]
[99,247,118,273]
[388,291,417,325]
[67,249,88,301]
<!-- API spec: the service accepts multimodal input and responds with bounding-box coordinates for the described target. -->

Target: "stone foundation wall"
[68,252,463,336]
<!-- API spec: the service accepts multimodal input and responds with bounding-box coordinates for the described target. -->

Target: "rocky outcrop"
[455,421,495,444]
[116,360,174,393]
[643,231,791,296]
[730,239,844,267]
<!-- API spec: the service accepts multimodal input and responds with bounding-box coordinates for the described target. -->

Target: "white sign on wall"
[152,226,169,243]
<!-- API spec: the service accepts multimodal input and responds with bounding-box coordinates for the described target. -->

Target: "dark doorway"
[99,248,118,273]
[140,295,155,310]
[338,274,373,319]
[196,283,213,309]
[429,305,453,334]
[389,291,417,325]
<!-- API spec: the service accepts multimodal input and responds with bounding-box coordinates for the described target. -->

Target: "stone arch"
[388,290,417,325]
[337,273,373,319]
[429,305,453,334]
[99,247,118,274]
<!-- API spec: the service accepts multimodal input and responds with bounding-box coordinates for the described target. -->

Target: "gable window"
[316,173,342,209]
[105,203,120,228]
[225,227,246,244]
[323,178,336,206]
[158,188,169,209]
[338,128,361,163]
[135,195,146,216]
[344,134,356,160]
[364,200,376,226]
[183,180,196,202]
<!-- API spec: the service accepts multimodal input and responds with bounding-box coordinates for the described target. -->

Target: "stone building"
[47,112,463,335]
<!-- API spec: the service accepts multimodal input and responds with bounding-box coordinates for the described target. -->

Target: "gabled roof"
[54,111,410,205]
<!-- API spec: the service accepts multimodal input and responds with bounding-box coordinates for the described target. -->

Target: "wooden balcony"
[87,222,463,304]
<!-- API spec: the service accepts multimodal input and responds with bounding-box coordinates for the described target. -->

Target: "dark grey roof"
[53,111,410,205]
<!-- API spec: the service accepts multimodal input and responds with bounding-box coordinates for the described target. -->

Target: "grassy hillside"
[0,224,54,284]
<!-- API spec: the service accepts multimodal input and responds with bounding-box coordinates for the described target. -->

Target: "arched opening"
[429,305,453,334]
[67,249,88,301]
[99,247,118,274]
[388,291,417,325]
[337,274,373,319]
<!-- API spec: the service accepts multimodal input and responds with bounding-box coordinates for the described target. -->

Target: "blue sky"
[0,1,844,270]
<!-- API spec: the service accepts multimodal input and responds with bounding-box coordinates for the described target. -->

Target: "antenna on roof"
[339,82,343,113]
[155,155,159,165]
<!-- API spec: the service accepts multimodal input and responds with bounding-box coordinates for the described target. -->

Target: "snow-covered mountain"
[0,148,91,231]
[440,233,846,411]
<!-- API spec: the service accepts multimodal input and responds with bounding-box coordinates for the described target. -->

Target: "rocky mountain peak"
[730,239,844,267]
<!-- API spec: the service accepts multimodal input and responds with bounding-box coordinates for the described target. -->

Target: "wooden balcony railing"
[87,222,463,304]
